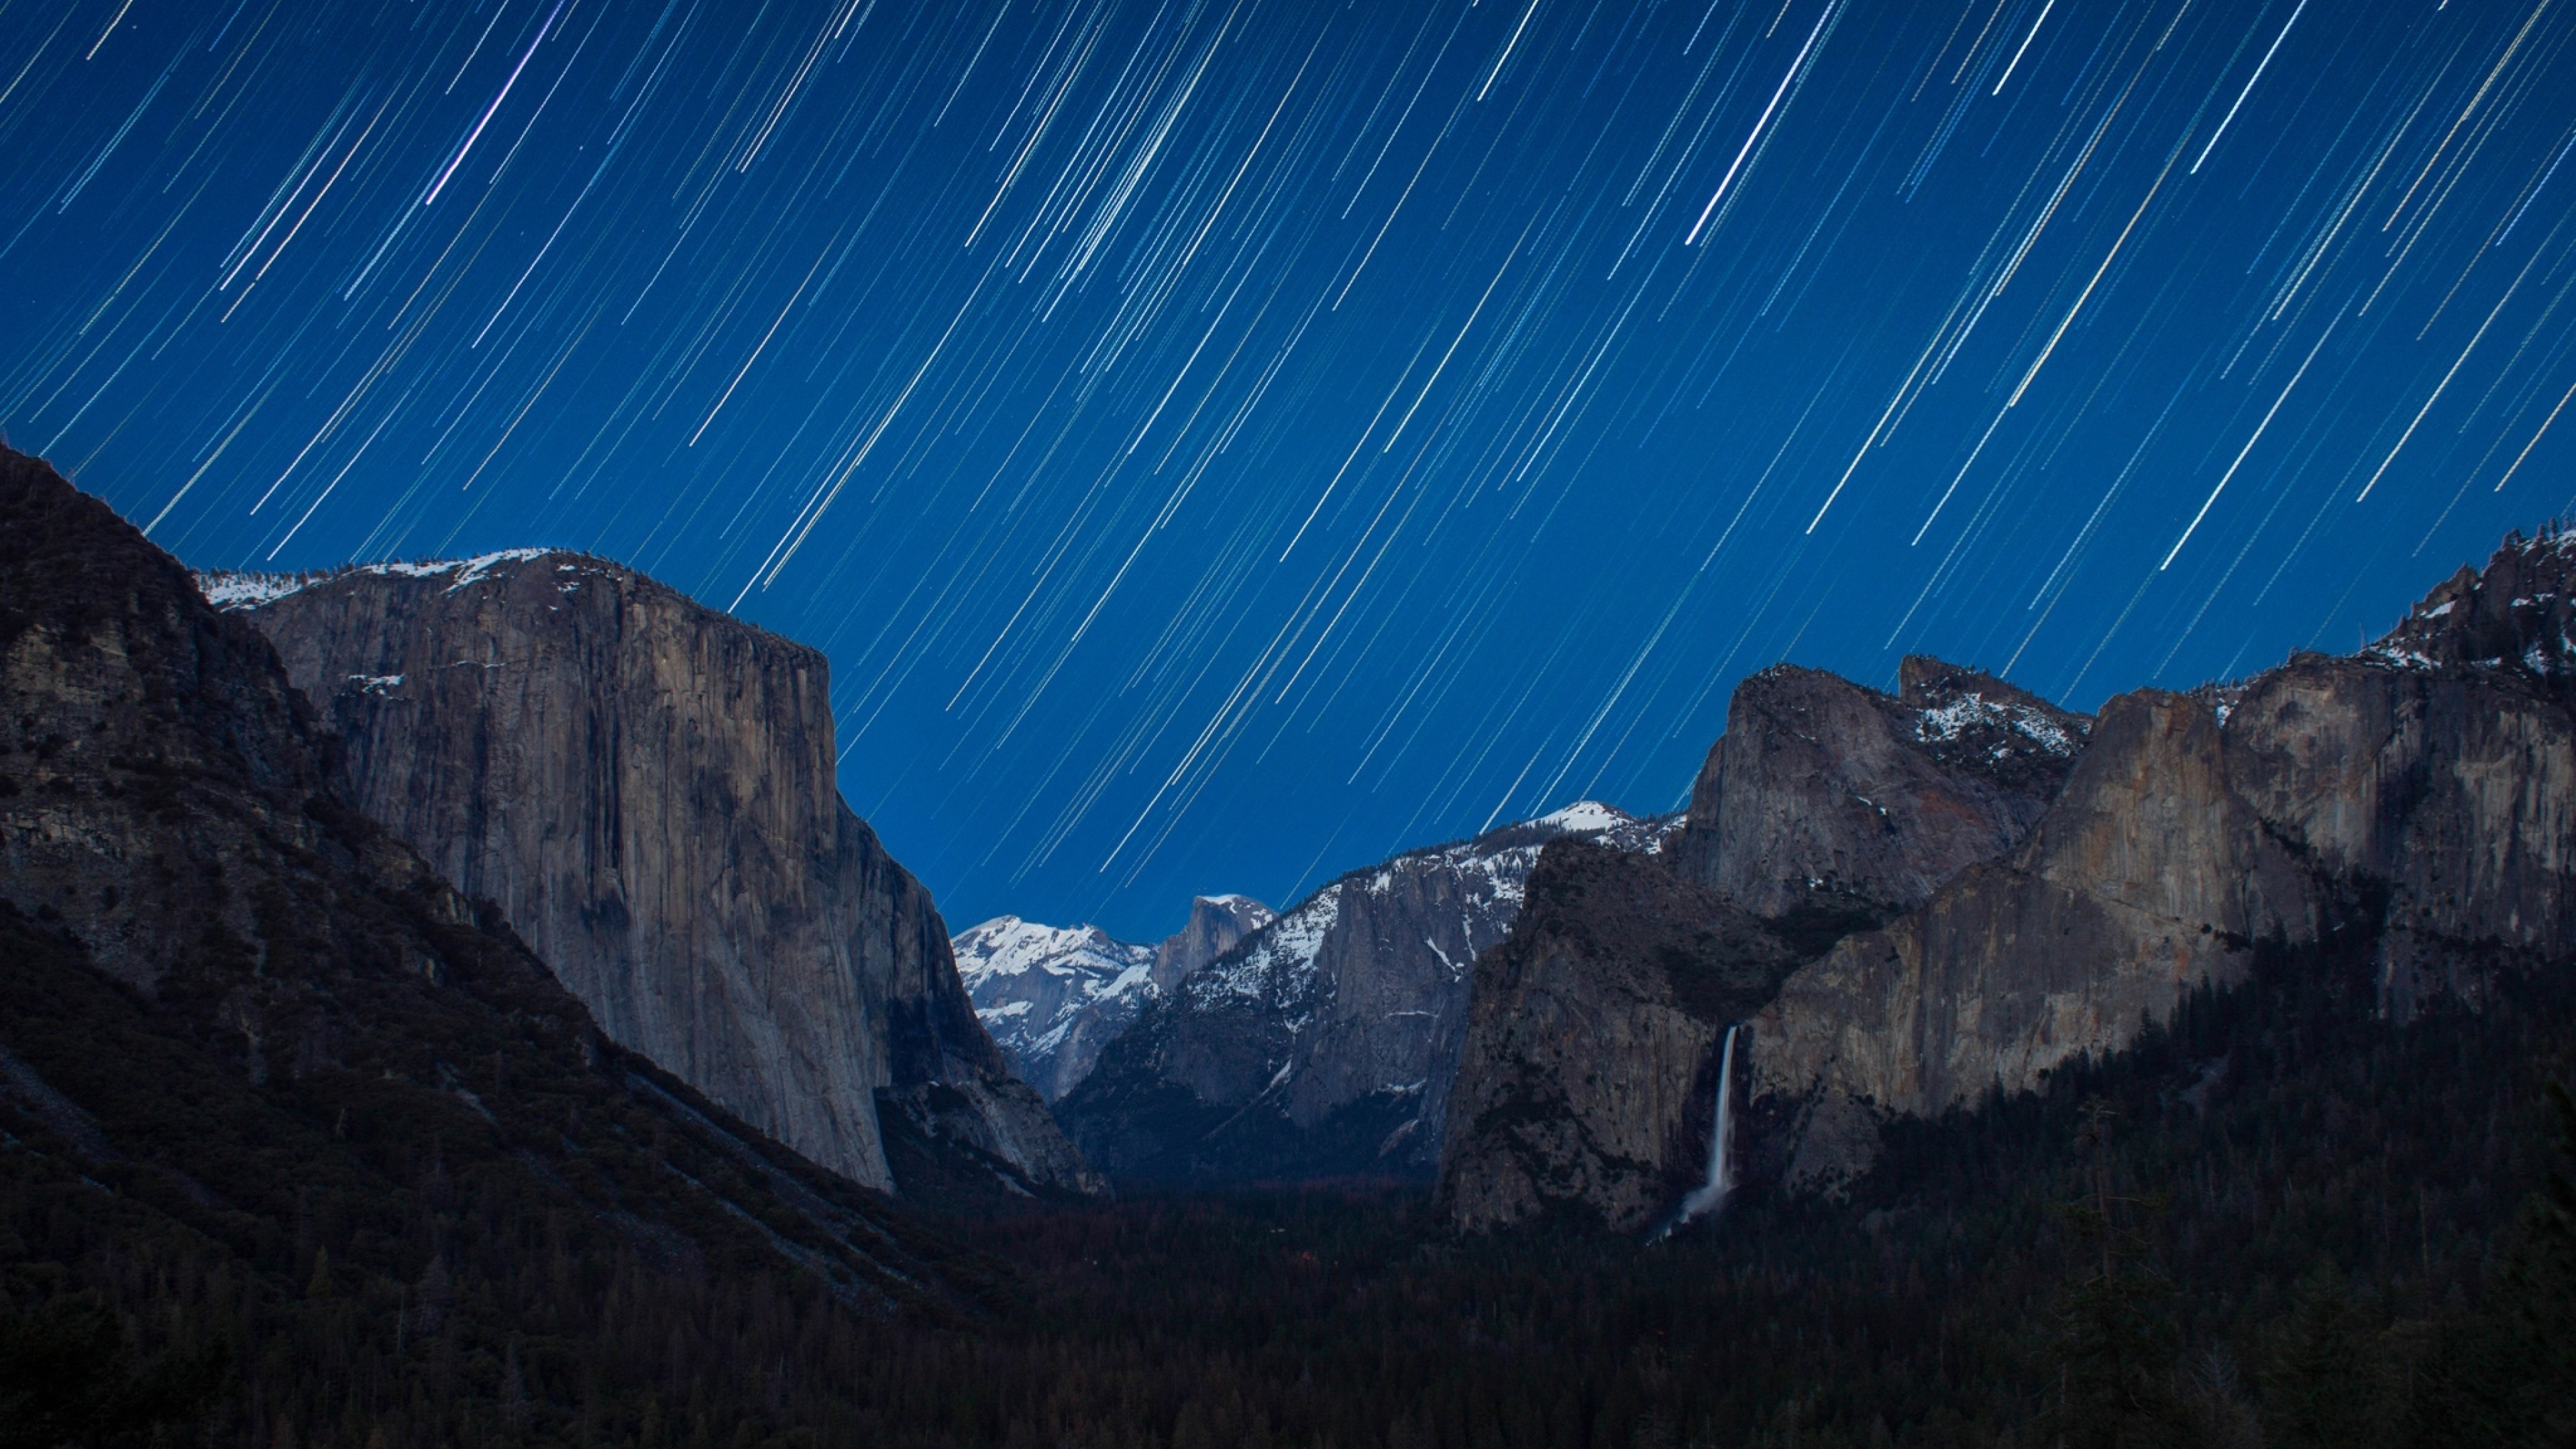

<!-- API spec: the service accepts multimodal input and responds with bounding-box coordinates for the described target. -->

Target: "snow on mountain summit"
[953,917,1152,989]
[955,895,1273,1101]
[1534,800,1629,834]
[965,804,1664,1115]
[1055,800,1680,1181]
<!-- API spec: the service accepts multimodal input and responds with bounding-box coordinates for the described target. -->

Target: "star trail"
[5,0,2573,938]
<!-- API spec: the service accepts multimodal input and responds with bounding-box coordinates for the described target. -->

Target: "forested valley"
[11,903,2574,1448]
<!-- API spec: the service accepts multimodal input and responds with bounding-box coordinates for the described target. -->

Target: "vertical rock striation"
[0,446,950,1312]
[1452,556,2576,1227]
[211,551,1099,1199]
[1442,659,2090,1229]
[1152,894,1276,993]
[1438,840,1795,1232]
[1746,689,2313,1192]
[1747,531,2576,1195]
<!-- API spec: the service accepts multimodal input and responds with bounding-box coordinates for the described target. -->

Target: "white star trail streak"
[3,0,2572,935]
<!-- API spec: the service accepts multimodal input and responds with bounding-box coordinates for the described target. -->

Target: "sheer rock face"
[1750,533,2576,1195]
[1153,894,1275,993]
[1438,841,1796,1232]
[3,464,341,997]
[0,447,951,1308]
[213,552,1099,1198]
[1441,662,2090,1230]
[1056,806,1676,1184]
[955,895,1273,1103]
[1444,541,2576,1230]
[1747,690,2314,1193]
[1670,657,2089,918]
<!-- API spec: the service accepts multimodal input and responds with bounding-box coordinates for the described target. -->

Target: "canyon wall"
[215,551,1099,1198]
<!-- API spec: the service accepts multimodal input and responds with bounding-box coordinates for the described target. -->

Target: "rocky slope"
[0,447,955,1332]
[1668,657,2088,919]
[1445,534,2576,1229]
[1750,532,2576,1193]
[207,549,1098,1200]
[1440,659,2086,1228]
[955,894,1272,1102]
[1056,803,1676,1183]
[1438,839,1799,1231]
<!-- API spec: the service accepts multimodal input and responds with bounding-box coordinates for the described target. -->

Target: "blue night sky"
[4,0,2572,941]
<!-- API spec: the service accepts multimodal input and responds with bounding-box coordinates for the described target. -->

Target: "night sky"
[5,0,2572,940]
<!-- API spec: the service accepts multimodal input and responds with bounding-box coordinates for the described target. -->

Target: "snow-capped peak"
[1534,800,1635,835]
[952,916,1150,988]
[196,571,313,610]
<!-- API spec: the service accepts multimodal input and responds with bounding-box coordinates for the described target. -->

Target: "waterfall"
[1677,1023,1740,1224]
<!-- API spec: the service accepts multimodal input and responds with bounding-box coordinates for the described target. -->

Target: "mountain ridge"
[1055,802,1678,1184]
[1439,527,2576,1230]
[954,893,1273,1101]
[202,544,1100,1201]
[0,445,987,1440]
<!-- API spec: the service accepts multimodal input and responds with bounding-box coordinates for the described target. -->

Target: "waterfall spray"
[1677,1023,1740,1224]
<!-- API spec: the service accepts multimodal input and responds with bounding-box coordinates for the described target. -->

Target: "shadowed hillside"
[0,447,997,1446]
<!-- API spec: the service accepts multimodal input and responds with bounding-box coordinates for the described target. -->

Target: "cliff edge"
[211,551,1100,1199]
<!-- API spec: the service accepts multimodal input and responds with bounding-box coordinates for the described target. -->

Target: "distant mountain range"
[1049,802,1678,1183]
[16,427,2572,1265]
[980,523,2576,1239]
[7,438,2571,1447]
[953,894,1274,1100]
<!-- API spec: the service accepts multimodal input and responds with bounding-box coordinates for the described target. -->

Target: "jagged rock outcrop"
[208,550,1099,1199]
[1154,894,1275,991]
[0,447,947,1320]
[1438,840,1797,1231]
[955,894,1273,1102]
[1442,661,2092,1229]
[1748,690,2314,1193]
[1057,804,1675,1183]
[1451,543,2576,1227]
[1670,657,2089,919]
[1748,531,2576,1195]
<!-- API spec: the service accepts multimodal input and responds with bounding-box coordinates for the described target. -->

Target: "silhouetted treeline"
[9,906,2576,1446]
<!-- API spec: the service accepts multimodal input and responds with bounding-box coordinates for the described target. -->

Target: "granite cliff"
[1057,804,1674,1184]
[1154,893,1277,991]
[955,894,1273,1102]
[209,549,1099,1200]
[1444,535,2576,1230]
[1442,661,2082,1228]
[1668,657,2089,918]
[1438,839,1799,1231]
[0,447,950,1326]
[1752,531,2576,1193]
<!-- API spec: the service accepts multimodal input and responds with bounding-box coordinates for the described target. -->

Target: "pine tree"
[2029,1104,2200,1449]
[2258,1263,2392,1449]
[0,1293,228,1449]
[2416,1080,2576,1446]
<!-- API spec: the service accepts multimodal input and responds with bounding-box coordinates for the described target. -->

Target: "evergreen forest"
[8,900,2576,1448]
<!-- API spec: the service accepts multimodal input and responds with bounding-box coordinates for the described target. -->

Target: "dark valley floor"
[12,901,2576,1447]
